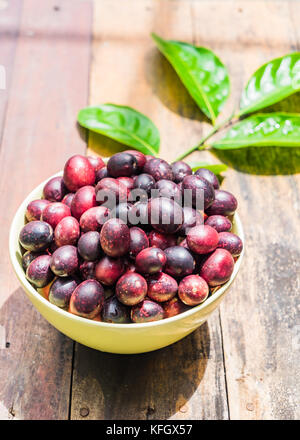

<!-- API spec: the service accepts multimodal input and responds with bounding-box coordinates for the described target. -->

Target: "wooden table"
[0,0,299,420]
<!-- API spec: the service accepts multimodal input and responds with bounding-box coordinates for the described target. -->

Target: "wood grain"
[0,0,92,419]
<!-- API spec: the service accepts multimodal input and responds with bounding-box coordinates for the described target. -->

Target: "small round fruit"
[95,166,108,183]
[54,216,80,247]
[131,299,165,323]
[70,185,96,220]
[107,152,137,177]
[78,231,102,261]
[171,161,192,183]
[69,279,104,319]
[154,179,181,200]
[129,227,149,258]
[178,275,209,306]
[206,190,237,216]
[41,202,71,229]
[129,201,149,227]
[205,215,232,232]
[135,247,166,275]
[62,193,75,209]
[163,296,191,318]
[148,197,183,234]
[148,230,177,250]
[26,255,54,288]
[95,177,128,205]
[124,150,146,172]
[22,250,44,271]
[63,155,95,192]
[143,158,174,181]
[111,202,133,225]
[95,256,125,286]
[116,272,147,306]
[200,248,234,286]
[187,225,219,254]
[50,245,78,277]
[79,206,111,233]
[101,296,130,323]
[177,206,203,235]
[49,276,78,309]
[79,260,97,280]
[100,218,130,257]
[25,199,51,222]
[87,155,105,172]
[217,232,243,257]
[43,176,67,202]
[194,168,219,189]
[19,221,53,251]
[147,272,178,302]
[182,175,215,210]
[133,173,155,197]
[117,176,135,190]
[164,246,195,277]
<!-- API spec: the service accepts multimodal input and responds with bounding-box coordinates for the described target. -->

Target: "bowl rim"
[9,170,244,329]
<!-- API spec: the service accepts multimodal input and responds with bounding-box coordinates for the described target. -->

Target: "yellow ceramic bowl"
[9,171,244,354]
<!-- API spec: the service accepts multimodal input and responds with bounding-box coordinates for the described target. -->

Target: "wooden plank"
[71,0,229,420]
[191,0,300,420]
[0,0,92,419]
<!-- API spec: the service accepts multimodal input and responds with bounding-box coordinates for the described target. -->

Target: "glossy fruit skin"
[164,246,195,277]
[22,250,44,271]
[87,155,105,172]
[79,206,111,233]
[143,158,174,181]
[135,247,166,275]
[54,216,80,247]
[100,218,130,257]
[19,221,53,251]
[101,295,130,323]
[117,176,135,190]
[116,272,147,306]
[171,161,192,183]
[63,155,95,192]
[124,150,146,172]
[205,215,232,232]
[95,177,128,205]
[62,193,75,209]
[95,166,109,183]
[50,245,78,277]
[69,279,104,319]
[77,231,102,261]
[187,225,219,255]
[26,255,54,288]
[177,206,203,236]
[182,175,215,210]
[107,152,138,177]
[200,248,234,286]
[43,176,67,202]
[41,202,71,229]
[49,276,78,309]
[70,185,96,220]
[148,231,177,250]
[194,168,219,189]
[147,272,178,302]
[111,202,133,225]
[129,227,149,258]
[79,260,97,280]
[206,190,237,216]
[25,199,51,222]
[148,197,183,234]
[129,201,149,227]
[154,179,181,201]
[178,275,209,306]
[133,173,155,197]
[95,256,125,286]
[131,299,165,323]
[163,296,191,318]
[217,232,243,257]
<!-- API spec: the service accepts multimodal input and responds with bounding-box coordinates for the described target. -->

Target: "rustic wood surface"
[0,0,299,420]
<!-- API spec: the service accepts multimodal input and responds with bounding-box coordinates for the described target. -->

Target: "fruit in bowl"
[10,152,244,354]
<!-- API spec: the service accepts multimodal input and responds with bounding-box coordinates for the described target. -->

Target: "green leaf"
[239,53,300,116]
[77,104,160,156]
[151,33,230,124]
[212,113,300,149]
[189,162,228,174]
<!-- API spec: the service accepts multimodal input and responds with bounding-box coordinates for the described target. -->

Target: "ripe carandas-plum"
[194,168,219,189]
[129,227,149,258]
[26,255,54,288]
[111,202,133,225]
[95,256,125,286]
[41,202,71,229]
[62,193,75,209]
[135,247,166,274]
[101,295,130,323]
[163,296,191,318]
[54,216,80,247]
[63,155,95,192]
[100,218,130,257]
[50,245,78,276]
[22,250,44,271]
[187,225,219,254]
[148,230,177,250]
[148,197,183,234]
[206,190,237,216]
[87,155,105,172]
[79,206,111,232]
[129,201,149,227]
[116,272,147,306]
[43,176,67,202]
[124,150,146,172]
[49,276,78,309]
[95,166,109,183]
[182,175,215,210]
[117,177,135,190]
[69,279,104,319]
[143,158,174,181]
[147,272,178,302]
[95,177,128,205]
[79,260,97,280]
[178,275,209,306]
[205,215,232,232]
[178,206,203,236]
[133,173,155,197]
[171,161,192,183]
[25,199,51,222]
[70,185,96,220]
[131,299,165,323]
[78,231,102,261]
[217,232,243,257]
[154,179,181,201]
[164,246,195,277]
[107,152,138,177]
[19,221,53,251]
[200,248,234,286]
